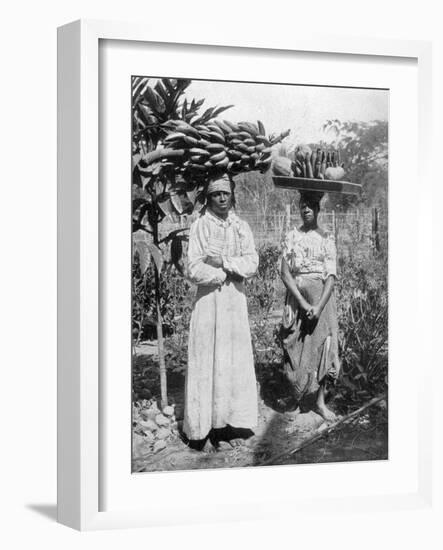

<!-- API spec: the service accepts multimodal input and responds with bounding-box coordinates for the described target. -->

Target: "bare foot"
[229,438,246,448]
[314,403,337,422]
[202,439,217,453]
[216,441,233,451]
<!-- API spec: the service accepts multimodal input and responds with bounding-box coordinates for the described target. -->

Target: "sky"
[183,79,388,145]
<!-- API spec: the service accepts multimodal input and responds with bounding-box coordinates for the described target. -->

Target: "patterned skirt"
[279,275,340,401]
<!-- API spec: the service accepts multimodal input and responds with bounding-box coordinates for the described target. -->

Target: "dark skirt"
[279,275,340,401]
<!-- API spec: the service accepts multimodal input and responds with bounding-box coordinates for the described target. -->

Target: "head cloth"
[207,174,231,195]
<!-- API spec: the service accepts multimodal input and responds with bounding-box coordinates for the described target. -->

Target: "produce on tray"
[272,144,346,181]
[159,119,289,181]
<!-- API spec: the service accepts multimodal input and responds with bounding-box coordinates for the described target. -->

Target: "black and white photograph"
[131,76,388,473]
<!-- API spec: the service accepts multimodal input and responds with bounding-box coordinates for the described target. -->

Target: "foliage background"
[133,116,389,413]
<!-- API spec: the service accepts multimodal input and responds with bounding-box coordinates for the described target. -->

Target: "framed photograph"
[57,19,433,530]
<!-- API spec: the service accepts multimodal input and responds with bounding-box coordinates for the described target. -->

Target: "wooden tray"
[272,176,362,195]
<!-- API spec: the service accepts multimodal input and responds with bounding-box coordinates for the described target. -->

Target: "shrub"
[246,243,281,315]
[335,253,388,407]
[132,255,193,343]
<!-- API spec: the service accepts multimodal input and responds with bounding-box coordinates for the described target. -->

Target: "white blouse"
[282,226,337,280]
[187,209,259,286]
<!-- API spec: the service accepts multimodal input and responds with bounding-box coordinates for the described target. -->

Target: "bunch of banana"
[160,118,279,180]
[272,145,346,181]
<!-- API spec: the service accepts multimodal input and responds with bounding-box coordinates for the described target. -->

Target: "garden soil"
[132,344,388,473]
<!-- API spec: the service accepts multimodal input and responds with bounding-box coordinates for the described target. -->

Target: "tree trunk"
[152,223,168,409]
[154,266,168,409]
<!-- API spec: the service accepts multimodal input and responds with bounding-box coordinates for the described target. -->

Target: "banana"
[237,131,253,140]
[305,152,314,178]
[245,146,256,154]
[311,150,317,173]
[238,122,258,136]
[195,126,212,138]
[213,119,232,133]
[198,131,213,140]
[227,132,241,139]
[190,155,205,163]
[210,150,227,163]
[206,123,225,138]
[206,143,225,153]
[189,164,207,172]
[236,142,250,153]
[241,154,250,161]
[229,139,242,146]
[223,120,240,132]
[199,138,211,148]
[315,153,322,177]
[255,143,265,152]
[320,155,327,176]
[243,138,256,147]
[175,123,201,140]
[227,149,242,160]
[166,140,186,150]
[326,151,332,168]
[208,132,225,145]
[215,157,229,168]
[189,148,210,156]
[164,132,187,142]
[183,135,200,146]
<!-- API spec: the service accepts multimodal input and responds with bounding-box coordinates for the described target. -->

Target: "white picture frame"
[57,19,433,531]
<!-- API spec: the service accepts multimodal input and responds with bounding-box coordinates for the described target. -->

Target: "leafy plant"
[246,243,281,315]
[132,77,234,407]
[335,254,388,408]
[132,77,291,407]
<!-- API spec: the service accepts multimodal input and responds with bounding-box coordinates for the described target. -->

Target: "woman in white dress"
[183,175,259,451]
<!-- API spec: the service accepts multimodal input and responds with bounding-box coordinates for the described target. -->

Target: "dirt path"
[132,340,388,473]
[133,396,330,473]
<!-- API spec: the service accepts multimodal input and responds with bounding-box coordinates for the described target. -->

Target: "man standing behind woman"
[183,175,259,451]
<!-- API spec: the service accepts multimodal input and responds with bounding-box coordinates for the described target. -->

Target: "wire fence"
[159,207,388,257]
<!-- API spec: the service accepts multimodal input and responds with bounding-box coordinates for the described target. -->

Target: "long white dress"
[183,208,259,440]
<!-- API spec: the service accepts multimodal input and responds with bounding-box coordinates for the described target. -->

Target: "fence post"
[371,207,380,253]
[332,210,338,243]
[285,204,291,233]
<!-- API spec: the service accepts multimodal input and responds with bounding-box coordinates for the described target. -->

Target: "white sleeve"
[221,221,258,279]
[187,219,227,286]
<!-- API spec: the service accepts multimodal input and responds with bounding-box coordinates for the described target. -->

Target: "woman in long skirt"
[183,175,259,450]
[280,191,340,420]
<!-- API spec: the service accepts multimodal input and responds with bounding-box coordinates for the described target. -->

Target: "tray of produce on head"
[272,176,362,195]
[271,144,362,195]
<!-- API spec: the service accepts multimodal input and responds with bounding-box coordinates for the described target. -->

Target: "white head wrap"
[207,174,231,194]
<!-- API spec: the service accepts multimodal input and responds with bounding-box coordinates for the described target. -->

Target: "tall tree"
[320,119,388,210]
